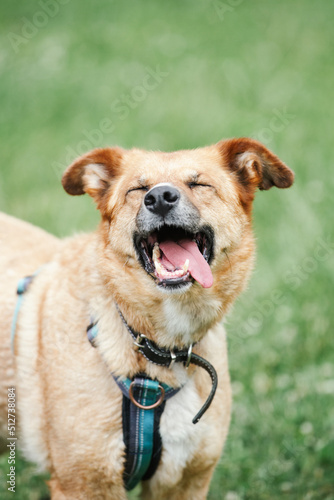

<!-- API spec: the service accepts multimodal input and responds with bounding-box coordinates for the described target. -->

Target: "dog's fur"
[0,138,293,499]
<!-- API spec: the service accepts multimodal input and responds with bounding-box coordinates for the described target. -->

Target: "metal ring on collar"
[129,382,165,410]
[169,350,176,368]
[133,333,147,349]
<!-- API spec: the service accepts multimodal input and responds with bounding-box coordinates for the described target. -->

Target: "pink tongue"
[159,239,213,288]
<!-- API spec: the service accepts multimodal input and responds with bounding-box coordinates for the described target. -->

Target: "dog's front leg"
[48,476,128,500]
[48,479,68,500]
[141,463,216,500]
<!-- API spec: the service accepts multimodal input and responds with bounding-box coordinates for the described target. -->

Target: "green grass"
[0,0,333,498]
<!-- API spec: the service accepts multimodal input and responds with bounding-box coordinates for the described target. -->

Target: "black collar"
[115,304,218,424]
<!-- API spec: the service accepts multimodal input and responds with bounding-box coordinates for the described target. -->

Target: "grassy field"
[0,0,333,498]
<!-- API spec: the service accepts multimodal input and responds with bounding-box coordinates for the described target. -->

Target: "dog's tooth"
[152,243,161,266]
[152,243,161,270]
[182,259,189,274]
[155,260,169,277]
[155,260,164,274]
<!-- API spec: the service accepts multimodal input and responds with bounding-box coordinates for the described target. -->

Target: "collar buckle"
[133,333,147,349]
[185,344,193,369]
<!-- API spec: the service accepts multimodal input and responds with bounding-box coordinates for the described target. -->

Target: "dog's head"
[61,139,293,322]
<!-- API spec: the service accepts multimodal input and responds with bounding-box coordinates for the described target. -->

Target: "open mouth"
[134,225,214,289]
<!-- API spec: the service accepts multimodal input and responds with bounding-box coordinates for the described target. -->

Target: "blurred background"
[0,0,333,498]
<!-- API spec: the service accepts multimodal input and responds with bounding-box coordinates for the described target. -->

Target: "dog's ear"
[61,147,123,203]
[219,138,294,191]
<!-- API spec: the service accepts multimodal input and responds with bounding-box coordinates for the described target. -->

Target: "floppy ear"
[219,138,294,191]
[61,147,123,204]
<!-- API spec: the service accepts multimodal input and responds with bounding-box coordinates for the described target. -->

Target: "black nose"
[144,184,180,217]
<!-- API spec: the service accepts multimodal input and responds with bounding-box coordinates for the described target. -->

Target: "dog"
[0,138,294,499]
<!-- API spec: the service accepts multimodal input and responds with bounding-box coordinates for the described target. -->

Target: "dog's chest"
[158,376,208,475]
[162,299,202,346]
[161,295,221,346]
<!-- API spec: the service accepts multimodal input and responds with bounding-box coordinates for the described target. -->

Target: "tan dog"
[0,138,294,499]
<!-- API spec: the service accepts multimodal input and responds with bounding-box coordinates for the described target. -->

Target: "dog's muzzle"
[134,183,214,290]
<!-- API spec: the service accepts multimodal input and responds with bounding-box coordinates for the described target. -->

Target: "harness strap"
[87,327,181,491]
[120,377,166,490]
[11,275,35,352]
[123,391,166,486]
[113,374,180,402]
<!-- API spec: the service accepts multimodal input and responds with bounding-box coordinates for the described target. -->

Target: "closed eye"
[188,182,213,189]
[126,186,149,195]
